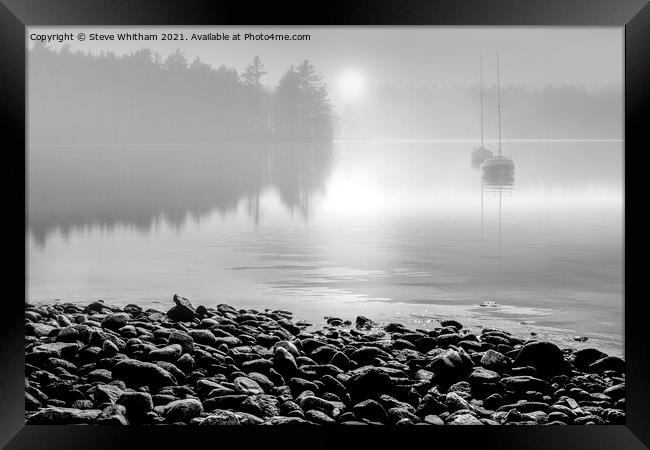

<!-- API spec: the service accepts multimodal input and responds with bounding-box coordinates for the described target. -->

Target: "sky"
[28,26,623,106]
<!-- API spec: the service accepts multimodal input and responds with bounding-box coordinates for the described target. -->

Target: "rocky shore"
[25,295,625,425]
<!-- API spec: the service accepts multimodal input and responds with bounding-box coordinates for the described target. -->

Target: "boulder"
[112,359,177,389]
[233,376,265,395]
[514,342,566,376]
[167,294,196,322]
[101,313,130,331]
[426,348,474,385]
[163,398,204,423]
[346,367,393,402]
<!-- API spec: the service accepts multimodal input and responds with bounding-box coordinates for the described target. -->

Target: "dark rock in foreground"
[24,297,625,425]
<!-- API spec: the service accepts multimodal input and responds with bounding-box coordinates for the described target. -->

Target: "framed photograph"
[2,0,648,447]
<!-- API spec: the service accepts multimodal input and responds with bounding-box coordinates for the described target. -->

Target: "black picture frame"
[2,0,648,448]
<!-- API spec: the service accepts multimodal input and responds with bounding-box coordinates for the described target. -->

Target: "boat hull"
[480,158,515,175]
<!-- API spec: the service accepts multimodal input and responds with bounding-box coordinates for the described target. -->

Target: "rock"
[87,369,112,383]
[445,392,471,411]
[112,359,177,389]
[480,349,511,372]
[449,413,483,425]
[326,317,344,326]
[102,340,119,357]
[273,341,300,357]
[469,367,500,385]
[96,404,129,425]
[424,414,445,425]
[187,329,218,347]
[167,294,196,322]
[440,320,463,330]
[27,407,102,424]
[168,331,195,353]
[201,409,241,425]
[426,348,474,385]
[26,322,58,337]
[154,361,185,383]
[234,376,265,395]
[435,333,464,348]
[56,326,80,342]
[240,394,280,418]
[203,395,247,411]
[265,416,310,425]
[353,399,388,423]
[176,353,194,373]
[101,313,130,331]
[273,347,298,377]
[346,367,393,402]
[305,409,336,424]
[163,398,204,423]
[299,396,336,415]
[93,384,124,405]
[116,391,153,418]
[330,351,351,371]
[31,342,79,359]
[241,359,273,374]
[119,325,138,338]
[500,376,553,394]
[355,316,374,330]
[514,341,566,376]
[149,344,183,362]
[588,356,625,374]
[603,383,625,400]
[572,348,608,370]
[350,346,392,365]
[85,300,105,312]
[603,408,625,424]
[247,372,274,392]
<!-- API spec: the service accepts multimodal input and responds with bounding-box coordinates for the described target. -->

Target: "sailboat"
[481,52,515,177]
[471,55,493,167]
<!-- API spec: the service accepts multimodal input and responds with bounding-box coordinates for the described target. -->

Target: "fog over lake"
[26,27,624,355]
[27,140,623,354]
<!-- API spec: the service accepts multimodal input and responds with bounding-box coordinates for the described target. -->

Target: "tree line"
[339,83,622,140]
[28,44,334,144]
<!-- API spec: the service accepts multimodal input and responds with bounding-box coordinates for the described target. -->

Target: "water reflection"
[480,171,515,256]
[27,143,334,246]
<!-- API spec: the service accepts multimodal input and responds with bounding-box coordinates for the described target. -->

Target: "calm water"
[27,141,624,355]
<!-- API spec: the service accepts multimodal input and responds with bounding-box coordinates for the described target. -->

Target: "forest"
[28,44,334,144]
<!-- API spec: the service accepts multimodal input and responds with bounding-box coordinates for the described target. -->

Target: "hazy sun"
[338,69,366,101]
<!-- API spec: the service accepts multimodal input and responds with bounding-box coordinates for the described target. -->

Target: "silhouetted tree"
[273,60,333,141]
[242,56,269,138]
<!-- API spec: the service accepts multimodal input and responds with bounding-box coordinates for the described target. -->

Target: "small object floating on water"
[480,301,499,308]
[572,336,589,342]
[530,332,537,336]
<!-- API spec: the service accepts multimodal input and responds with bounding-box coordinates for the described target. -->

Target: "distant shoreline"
[28,138,623,147]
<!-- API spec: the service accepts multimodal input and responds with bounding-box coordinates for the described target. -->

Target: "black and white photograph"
[23,25,627,427]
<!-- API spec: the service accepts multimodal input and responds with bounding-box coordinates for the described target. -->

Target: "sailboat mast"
[480,54,483,148]
[496,52,502,158]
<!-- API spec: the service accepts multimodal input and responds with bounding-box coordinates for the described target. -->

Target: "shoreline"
[25,295,625,425]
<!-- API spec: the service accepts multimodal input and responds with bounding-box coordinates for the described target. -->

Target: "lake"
[26,140,624,355]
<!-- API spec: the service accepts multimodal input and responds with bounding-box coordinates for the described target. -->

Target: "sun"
[338,69,366,101]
